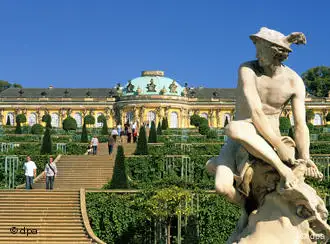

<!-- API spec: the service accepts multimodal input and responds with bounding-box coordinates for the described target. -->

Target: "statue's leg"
[226,121,297,189]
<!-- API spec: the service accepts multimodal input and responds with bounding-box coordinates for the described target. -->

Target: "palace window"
[51,113,60,128]
[170,112,178,128]
[74,113,82,128]
[28,113,37,126]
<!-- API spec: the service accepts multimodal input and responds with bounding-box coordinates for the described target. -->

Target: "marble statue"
[206,27,330,243]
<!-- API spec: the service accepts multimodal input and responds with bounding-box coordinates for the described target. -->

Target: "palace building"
[0,70,329,128]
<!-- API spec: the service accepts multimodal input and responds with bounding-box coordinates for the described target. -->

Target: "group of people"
[113,122,138,143]
[23,155,57,190]
[87,123,139,156]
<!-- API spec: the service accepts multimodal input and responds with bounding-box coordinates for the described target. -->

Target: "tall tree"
[306,109,315,123]
[162,117,167,130]
[81,122,88,143]
[135,126,148,155]
[40,127,52,154]
[0,80,12,92]
[157,121,162,135]
[15,114,26,134]
[302,66,330,97]
[6,115,11,126]
[42,114,52,129]
[148,121,157,143]
[97,115,108,135]
[107,146,128,189]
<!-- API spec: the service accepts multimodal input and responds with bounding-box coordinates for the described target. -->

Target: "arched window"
[200,113,208,119]
[6,113,14,126]
[51,113,60,128]
[28,113,37,126]
[223,113,231,127]
[126,111,134,124]
[96,113,104,128]
[170,112,178,128]
[74,113,82,128]
[147,111,156,125]
[314,114,322,126]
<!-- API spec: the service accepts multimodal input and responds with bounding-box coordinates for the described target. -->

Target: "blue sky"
[0,1,329,89]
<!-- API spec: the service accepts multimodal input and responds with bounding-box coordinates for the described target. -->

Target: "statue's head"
[250,27,306,67]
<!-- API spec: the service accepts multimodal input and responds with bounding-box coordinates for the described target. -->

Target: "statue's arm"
[291,76,310,160]
[239,65,282,149]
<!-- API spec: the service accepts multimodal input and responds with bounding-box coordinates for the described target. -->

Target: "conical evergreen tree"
[42,114,52,129]
[162,117,167,130]
[135,126,148,155]
[81,122,88,143]
[108,146,128,189]
[40,127,52,154]
[101,119,108,135]
[157,121,162,135]
[6,115,10,126]
[148,121,157,143]
[164,117,169,129]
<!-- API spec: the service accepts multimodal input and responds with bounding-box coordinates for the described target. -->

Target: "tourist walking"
[91,135,99,155]
[133,129,138,143]
[108,135,116,155]
[111,128,119,142]
[132,121,137,134]
[44,156,57,190]
[127,126,132,143]
[23,155,37,190]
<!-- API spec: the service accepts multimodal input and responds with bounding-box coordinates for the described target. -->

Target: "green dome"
[122,71,184,96]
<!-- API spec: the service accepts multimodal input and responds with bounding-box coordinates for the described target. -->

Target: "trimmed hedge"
[86,191,240,244]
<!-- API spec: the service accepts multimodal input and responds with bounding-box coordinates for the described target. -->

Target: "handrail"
[80,188,106,244]
[16,154,62,189]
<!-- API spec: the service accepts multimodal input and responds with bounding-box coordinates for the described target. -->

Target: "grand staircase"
[0,141,137,243]
[0,190,90,243]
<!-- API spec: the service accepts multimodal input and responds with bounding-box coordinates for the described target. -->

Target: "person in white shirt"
[23,155,37,190]
[90,136,99,155]
[111,128,119,142]
[44,156,58,190]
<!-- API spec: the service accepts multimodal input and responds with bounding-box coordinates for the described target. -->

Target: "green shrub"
[157,121,162,135]
[310,143,330,154]
[16,114,26,124]
[307,123,314,132]
[15,122,22,134]
[31,124,43,134]
[42,114,52,128]
[306,109,315,122]
[190,114,202,127]
[135,127,148,155]
[40,127,52,154]
[62,116,77,131]
[206,129,218,139]
[199,122,210,136]
[84,115,95,125]
[318,133,330,141]
[104,146,128,189]
[326,113,330,122]
[148,121,157,143]
[162,117,168,130]
[81,123,88,143]
[279,117,291,131]
[97,115,108,135]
